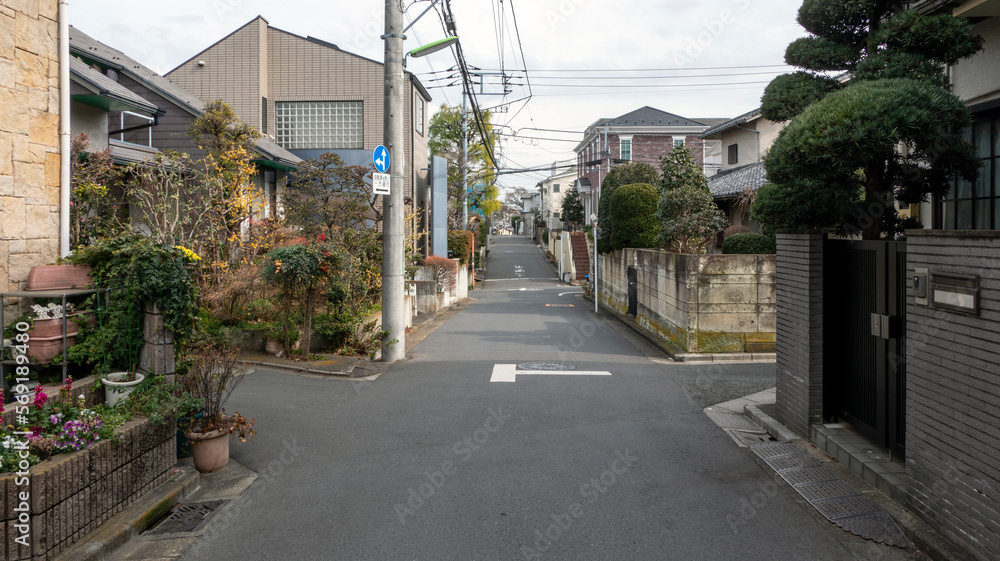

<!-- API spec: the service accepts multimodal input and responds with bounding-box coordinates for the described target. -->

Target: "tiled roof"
[699,108,762,138]
[708,161,767,200]
[606,106,706,127]
[69,57,160,114]
[70,26,206,115]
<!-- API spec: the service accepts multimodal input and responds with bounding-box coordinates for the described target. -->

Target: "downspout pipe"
[59,0,70,257]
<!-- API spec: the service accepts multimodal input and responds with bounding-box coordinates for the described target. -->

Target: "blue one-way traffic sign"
[373,145,390,173]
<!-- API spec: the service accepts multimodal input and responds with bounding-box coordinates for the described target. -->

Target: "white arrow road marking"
[490,364,612,383]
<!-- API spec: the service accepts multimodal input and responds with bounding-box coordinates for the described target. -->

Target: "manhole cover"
[517,362,575,371]
[145,500,226,535]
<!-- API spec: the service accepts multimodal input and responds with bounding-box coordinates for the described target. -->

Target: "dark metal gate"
[627,266,638,317]
[824,239,907,457]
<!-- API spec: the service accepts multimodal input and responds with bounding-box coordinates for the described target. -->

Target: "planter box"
[0,416,176,560]
[24,265,93,291]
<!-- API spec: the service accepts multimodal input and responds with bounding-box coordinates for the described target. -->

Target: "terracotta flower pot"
[265,338,284,356]
[186,428,230,473]
[25,264,93,291]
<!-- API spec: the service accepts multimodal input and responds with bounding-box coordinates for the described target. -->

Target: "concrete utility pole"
[381,0,406,362]
[461,91,468,230]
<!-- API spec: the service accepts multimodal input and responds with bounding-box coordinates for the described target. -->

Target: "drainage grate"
[517,362,575,371]
[764,453,822,471]
[750,443,909,547]
[145,500,226,535]
[795,479,860,503]
[751,441,802,459]
[777,465,838,486]
[812,495,881,520]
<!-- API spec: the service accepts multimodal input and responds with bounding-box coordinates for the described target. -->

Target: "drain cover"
[751,442,909,547]
[517,362,575,371]
[145,500,226,535]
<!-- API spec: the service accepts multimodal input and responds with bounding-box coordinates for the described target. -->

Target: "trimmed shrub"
[609,183,660,250]
[721,233,776,254]
[598,162,660,253]
[448,230,474,265]
[423,255,458,291]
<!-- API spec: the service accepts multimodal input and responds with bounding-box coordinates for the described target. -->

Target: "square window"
[674,138,685,148]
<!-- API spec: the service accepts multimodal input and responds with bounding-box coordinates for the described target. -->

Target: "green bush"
[609,183,660,250]
[542,230,549,245]
[448,230,474,265]
[721,233,776,254]
[598,162,660,253]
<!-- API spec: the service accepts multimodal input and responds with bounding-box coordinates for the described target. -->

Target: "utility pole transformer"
[381,0,406,362]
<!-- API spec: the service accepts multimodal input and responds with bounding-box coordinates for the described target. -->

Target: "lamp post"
[381,1,457,363]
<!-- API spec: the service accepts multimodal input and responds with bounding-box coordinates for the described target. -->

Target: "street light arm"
[403,0,441,34]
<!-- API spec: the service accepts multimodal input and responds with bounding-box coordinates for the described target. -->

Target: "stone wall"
[0,0,62,305]
[596,248,776,354]
[904,230,1000,561]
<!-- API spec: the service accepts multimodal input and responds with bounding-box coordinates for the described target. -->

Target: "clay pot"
[25,265,93,291]
[187,428,230,473]
[26,318,80,363]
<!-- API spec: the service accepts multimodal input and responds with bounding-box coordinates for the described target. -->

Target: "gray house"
[69,26,301,219]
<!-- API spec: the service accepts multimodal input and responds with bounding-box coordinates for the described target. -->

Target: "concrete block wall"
[773,232,825,439]
[904,230,1000,561]
[596,248,775,354]
[0,0,62,306]
[1,374,175,561]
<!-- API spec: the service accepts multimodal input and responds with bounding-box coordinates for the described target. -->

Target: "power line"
[417,63,793,75]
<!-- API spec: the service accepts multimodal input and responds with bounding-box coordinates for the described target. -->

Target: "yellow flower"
[174,246,203,262]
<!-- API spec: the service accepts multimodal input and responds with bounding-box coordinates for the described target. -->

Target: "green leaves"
[785,36,859,71]
[597,162,660,254]
[760,72,840,123]
[560,187,586,230]
[609,183,660,251]
[658,146,728,254]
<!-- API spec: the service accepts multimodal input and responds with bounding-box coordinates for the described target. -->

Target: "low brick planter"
[1,382,177,560]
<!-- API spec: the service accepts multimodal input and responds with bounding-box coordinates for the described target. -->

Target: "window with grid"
[937,115,1000,230]
[275,101,364,150]
[620,139,631,161]
[674,138,685,148]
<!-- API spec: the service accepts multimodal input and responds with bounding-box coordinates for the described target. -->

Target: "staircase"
[570,231,591,281]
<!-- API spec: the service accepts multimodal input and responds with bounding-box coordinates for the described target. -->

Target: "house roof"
[70,26,207,117]
[69,57,161,114]
[708,161,767,200]
[69,26,301,168]
[575,106,712,152]
[699,108,762,138]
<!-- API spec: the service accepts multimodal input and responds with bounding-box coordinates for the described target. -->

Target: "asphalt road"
[181,235,914,561]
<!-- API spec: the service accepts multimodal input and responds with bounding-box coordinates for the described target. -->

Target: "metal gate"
[627,266,638,317]
[823,239,907,457]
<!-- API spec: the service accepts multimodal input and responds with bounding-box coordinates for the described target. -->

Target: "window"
[275,101,364,150]
[674,138,685,148]
[938,115,1000,230]
[620,138,632,161]
[553,184,560,193]
[261,97,268,135]
[728,144,739,165]
[414,96,425,136]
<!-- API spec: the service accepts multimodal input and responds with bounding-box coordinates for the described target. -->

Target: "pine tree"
[560,187,585,231]
[755,1,983,239]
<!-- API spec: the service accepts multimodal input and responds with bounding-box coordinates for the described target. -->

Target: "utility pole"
[461,91,468,230]
[381,0,405,362]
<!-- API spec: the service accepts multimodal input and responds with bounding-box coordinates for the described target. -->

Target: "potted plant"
[26,303,81,363]
[25,263,93,291]
[181,345,255,473]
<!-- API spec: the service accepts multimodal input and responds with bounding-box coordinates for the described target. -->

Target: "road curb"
[744,403,800,442]
[53,464,200,561]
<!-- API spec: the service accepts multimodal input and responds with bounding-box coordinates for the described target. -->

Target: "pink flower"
[33,385,48,408]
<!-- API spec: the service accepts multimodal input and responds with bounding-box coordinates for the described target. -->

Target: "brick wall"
[774,232,825,439]
[1,377,176,561]
[904,230,1000,561]
[0,0,62,302]
[596,248,776,354]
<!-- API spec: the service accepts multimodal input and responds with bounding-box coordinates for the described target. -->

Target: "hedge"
[609,183,660,250]
[721,232,776,254]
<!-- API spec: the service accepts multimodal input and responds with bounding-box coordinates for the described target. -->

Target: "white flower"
[79,393,85,401]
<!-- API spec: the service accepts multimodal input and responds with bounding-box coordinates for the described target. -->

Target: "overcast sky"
[71,0,806,192]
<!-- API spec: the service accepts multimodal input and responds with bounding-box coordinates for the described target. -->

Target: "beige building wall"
[950,16,1000,105]
[0,0,62,295]
[168,17,268,131]
[718,116,784,172]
